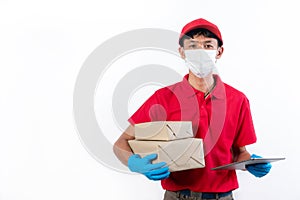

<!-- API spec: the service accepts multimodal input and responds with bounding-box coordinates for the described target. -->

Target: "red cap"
[179,18,223,46]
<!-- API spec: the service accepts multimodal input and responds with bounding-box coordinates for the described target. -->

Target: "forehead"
[183,35,218,45]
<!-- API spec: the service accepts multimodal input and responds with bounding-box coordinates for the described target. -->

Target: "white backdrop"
[0,0,299,199]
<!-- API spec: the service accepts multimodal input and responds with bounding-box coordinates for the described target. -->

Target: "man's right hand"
[128,153,170,181]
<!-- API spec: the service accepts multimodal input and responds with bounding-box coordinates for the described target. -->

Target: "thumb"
[143,153,158,162]
[251,154,262,159]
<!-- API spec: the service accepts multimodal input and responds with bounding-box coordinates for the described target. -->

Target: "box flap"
[166,121,193,139]
[158,138,204,168]
[135,121,193,141]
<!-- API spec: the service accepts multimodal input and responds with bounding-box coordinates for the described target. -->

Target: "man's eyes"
[204,44,214,49]
[188,44,198,49]
[187,44,214,49]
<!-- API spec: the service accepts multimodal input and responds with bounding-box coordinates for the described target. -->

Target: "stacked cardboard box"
[129,121,205,172]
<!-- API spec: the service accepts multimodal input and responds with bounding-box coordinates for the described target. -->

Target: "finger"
[246,166,270,177]
[254,172,268,178]
[247,163,271,170]
[246,162,271,168]
[247,168,267,177]
[143,153,158,161]
[246,165,267,172]
[144,162,167,171]
[149,166,169,175]
[148,171,170,180]
[150,172,170,180]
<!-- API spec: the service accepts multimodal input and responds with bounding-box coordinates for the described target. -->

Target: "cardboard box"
[134,121,193,141]
[128,138,205,172]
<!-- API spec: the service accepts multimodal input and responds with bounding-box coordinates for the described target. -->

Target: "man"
[113,18,271,200]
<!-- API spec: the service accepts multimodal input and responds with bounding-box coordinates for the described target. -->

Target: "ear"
[178,47,185,59]
[216,46,224,59]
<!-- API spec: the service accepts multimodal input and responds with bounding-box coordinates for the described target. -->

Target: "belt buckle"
[179,190,202,198]
[178,189,191,198]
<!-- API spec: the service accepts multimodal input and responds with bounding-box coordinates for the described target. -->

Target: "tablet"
[211,157,285,170]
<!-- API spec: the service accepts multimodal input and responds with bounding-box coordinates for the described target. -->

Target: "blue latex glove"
[128,153,170,181]
[246,154,272,178]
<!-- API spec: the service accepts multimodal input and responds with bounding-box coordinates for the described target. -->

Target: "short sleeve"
[128,91,167,125]
[233,97,257,147]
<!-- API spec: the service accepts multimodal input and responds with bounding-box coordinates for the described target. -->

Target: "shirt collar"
[176,74,226,99]
[210,74,226,99]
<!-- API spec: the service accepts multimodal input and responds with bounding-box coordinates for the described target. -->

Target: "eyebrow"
[187,39,215,44]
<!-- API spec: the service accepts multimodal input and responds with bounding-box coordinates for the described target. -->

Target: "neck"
[188,72,215,94]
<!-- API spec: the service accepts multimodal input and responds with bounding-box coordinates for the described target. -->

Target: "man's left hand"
[246,154,272,178]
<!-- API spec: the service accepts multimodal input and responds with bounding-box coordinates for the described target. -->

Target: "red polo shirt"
[128,74,257,192]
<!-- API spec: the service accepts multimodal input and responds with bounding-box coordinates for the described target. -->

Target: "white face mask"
[184,49,217,78]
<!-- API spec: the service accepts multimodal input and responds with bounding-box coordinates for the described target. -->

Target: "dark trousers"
[163,190,234,200]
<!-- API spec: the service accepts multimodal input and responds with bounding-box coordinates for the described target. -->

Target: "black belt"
[176,190,232,199]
